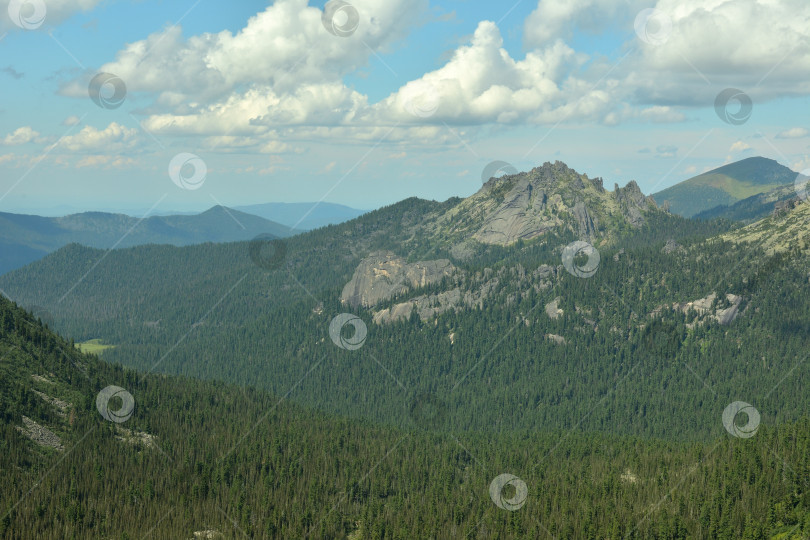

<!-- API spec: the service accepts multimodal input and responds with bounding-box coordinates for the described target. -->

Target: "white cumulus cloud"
[776,127,809,139]
[730,140,752,153]
[2,126,42,145]
[54,122,138,153]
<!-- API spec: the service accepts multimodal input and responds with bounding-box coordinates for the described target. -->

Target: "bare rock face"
[572,201,598,238]
[670,292,743,326]
[436,161,658,247]
[773,198,799,216]
[615,181,653,227]
[341,251,456,308]
[471,179,562,245]
[193,531,223,539]
[673,293,717,315]
[115,426,158,449]
[371,282,501,325]
[715,294,743,325]
[545,297,563,319]
[662,239,685,254]
[372,288,461,324]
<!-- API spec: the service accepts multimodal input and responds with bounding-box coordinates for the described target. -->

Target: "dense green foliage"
[694,185,796,222]
[1,297,809,538]
[3,187,810,537]
[1,198,804,441]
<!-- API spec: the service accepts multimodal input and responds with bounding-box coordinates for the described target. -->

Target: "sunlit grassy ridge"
[653,157,797,217]
[720,200,810,254]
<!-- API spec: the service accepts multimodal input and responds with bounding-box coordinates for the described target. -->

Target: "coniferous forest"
[4,0,810,536]
[2,187,810,538]
[1,295,810,539]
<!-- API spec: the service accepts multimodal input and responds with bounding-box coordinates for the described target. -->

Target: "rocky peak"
[614,180,656,227]
[428,161,661,247]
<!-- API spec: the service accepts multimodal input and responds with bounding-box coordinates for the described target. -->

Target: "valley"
[1,159,809,537]
[1,294,809,538]
[4,2,809,536]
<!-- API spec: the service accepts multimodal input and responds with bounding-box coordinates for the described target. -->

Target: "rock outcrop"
[615,181,652,227]
[715,294,743,325]
[16,416,63,451]
[670,293,743,326]
[341,251,456,309]
[427,161,659,247]
[662,239,685,254]
[32,390,70,418]
[773,198,799,216]
[371,284,496,325]
[342,253,563,325]
[115,426,158,449]
[545,297,563,319]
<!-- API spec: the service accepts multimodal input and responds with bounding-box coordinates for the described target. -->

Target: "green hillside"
[2,295,809,538]
[694,184,798,222]
[2,164,807,443]
[652,157,797,217]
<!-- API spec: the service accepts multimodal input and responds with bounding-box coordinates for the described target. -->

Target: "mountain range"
[651,156,798,217]
[0,206,291,276]
[2,159,807,438]
[2,158,809,537]
[0,202,369,277]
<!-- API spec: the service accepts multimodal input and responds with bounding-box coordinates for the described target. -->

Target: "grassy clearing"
[76,339,115,355]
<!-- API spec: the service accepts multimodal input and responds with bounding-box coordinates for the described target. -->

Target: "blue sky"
[1,0,809,215]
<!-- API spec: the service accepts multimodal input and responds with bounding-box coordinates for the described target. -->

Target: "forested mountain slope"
[693,184,799,222]
[652,157,797,217]
[3,162,807,443]
[1,296,809,538]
